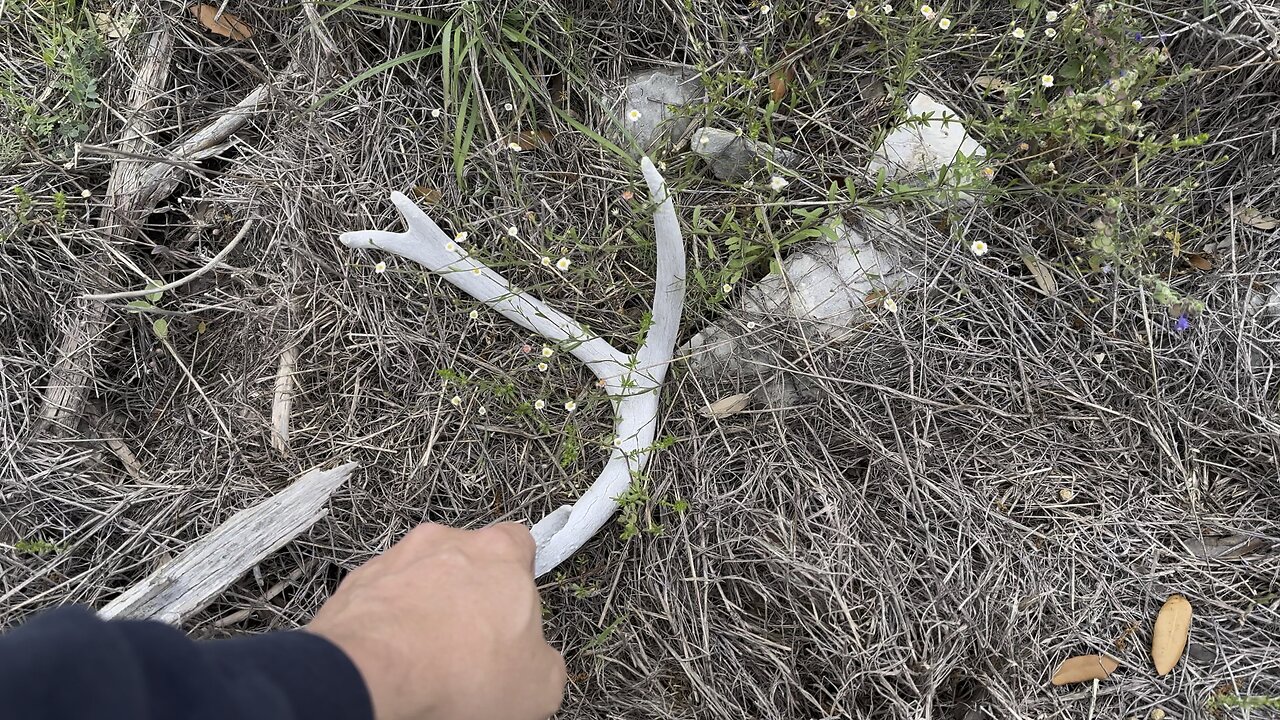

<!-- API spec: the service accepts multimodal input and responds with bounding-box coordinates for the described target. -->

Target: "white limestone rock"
[619,66,705,151]
[690,127,794,181]
[868,92,986,201]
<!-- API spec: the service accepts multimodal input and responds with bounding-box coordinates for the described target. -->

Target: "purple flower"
[1174,314,1191,332]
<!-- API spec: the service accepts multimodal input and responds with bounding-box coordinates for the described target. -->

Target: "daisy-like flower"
[722,282,734,293]
[746,321,758,330]
[970,240,989,256]
[537,362,549,372]
[1131,99,1143,110]
[846,7,859,19]
[938,17,952,29]
[1044,27,1057,37]
[627,109,642,123]
[1045,9,1059,21]
[883,295,899,314]
[882,3,892,13]
[760,3,772,14]
[556,257,571,271]
[541,346,554,358]
[534,399,546,410]
[1059,487,1074,501]
[540,256,552,266]
[564,400,577,412]
[1041,74,1055,88]
[444,241,457,253]
[503,102,514,111]
[454,231,468,244]
[450,395,462,407]
[920,4,935,19]
[431,108,442,118]
[981,166,996,180]
[477,406,487,416]
[81,188,92,198]
[742,179,755,189]
[468,310,479,320]
[471,267,482,276]
[769,175,788,191]
[506,226,519,237]
[507,142,523,152]
[374,261,387,274]
[1012,26,1026,38]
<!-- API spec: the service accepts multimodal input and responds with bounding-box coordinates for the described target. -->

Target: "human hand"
[309,522,565,720]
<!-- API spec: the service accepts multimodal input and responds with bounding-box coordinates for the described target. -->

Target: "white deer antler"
[339,157,685,576]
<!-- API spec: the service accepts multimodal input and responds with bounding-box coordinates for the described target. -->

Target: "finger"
[481,521,537,567]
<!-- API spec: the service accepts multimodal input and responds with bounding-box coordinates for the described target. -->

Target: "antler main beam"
[340,157,684,576]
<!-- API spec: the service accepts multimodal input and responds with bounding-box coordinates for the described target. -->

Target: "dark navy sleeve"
[0,605,374,720]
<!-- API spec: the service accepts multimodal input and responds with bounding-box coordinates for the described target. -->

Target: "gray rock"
[690,127,794,181]
[619,66,705,151]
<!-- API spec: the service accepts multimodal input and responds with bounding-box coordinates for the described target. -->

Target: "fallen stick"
[340,158,685,576]
[98,462,358,624]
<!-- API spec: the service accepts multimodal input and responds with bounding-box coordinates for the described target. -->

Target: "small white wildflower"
[555,257,571,271]
[938,16,952,29]
[981,166,996,180]
[769,175,788,191]
[1045,10,1059,21]
[1012,26,1026,38]
[882,3,893,13]
[722,283,734,293]
[444,242,457,253]
[454,231,468,244]
[760,3,772,15]
[627,109,642,122]
[540,256,552,266]
[1044,27,1057,38]
[477,406,487,416]
[846,7,859,19]
[658,161,667,171]
[564,400,577,412]
[920,4,935,19]
[431,108,442,118]
[507,142,523,152]
[468,310,479,320]
[534,399,546,410]
[541,346,554,358]
[883,295,899,314]
[746,321,758,330]
[503,102,514,111]
[80,189,92,198]
[970,240,989,256]
[1131,99,1143,110]
[1058,487,1074,501]
[743,180,755,189]
[537,362,549,372]
[1041,74,1055,88]
[450,395,462,407]
[374,261,387,274]
[507,226,519,237]
[471,267,482,275]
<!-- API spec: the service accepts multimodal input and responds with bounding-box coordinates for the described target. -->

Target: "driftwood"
[340,158,685,576]
[98,462,358,623]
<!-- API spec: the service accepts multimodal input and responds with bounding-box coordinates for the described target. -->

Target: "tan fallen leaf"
[1185,253,1214,271]
[1050,654,1119,686]
[503,129,554,151]
[191,4,254,41]
[700,393,751,419]
[1152,594,1192,676]
[769,64,795,103]
[413,186,443,204]
[1235,206,1278,230]
[1021,251,1057,296]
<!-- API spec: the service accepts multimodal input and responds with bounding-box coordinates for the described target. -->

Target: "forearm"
[0,605,372,720]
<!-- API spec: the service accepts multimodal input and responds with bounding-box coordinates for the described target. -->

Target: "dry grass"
[2,0,1279,718]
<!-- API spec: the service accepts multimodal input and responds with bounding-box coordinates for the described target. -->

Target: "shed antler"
[339,157,685,576]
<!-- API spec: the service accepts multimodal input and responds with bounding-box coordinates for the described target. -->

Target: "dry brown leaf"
[1050,654,1119,686]
[1185,253,1214,271]
[700,393,751,419]
[974,75,1011,95]
[1021,251,1057,296]
[1235,206,1278,230]
[769,65,795,104]
[413,186,443,204]
[191,4,254,41]
[504,129,554,151]
[1152,594,1192,676]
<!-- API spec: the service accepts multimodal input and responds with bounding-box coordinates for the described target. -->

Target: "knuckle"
[482,522,536,558]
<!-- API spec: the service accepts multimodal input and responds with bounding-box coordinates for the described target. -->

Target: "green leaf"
[125,300,153,312]
[1059,61,1082,80]
[151,318,168,339]
[144,280,163,303]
